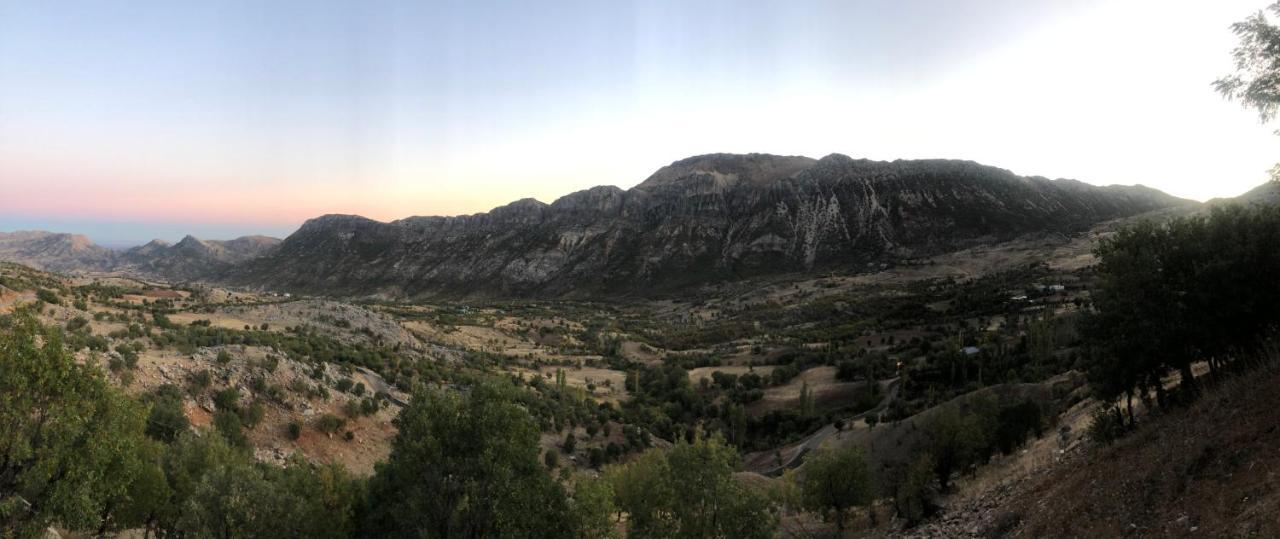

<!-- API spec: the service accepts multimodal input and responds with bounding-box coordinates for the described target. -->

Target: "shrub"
[213,388,241,412]
[240,401,265,428]
[1088,406,1126,445]
[66,316,89,332]
[188,369,212,394]
[315,413,346,435]
[36,288,61,305]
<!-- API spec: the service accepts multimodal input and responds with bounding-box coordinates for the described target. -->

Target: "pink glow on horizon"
[0,163,508,226]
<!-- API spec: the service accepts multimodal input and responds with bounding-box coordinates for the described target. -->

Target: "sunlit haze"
[1,0,1275,246]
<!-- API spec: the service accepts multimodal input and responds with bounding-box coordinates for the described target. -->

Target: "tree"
[891,452,936,525]
[923,407,985,492]
[0,312,156,536]
[154,432,243,534]
[800,443,874,533]
[570,475,618,539]
[145,384,191,443]
[563,430,578,454]
[1216,2,1280,124]
[1082,205,1280,427]
[607,432,777,539]
[798,382,816,418]
[361,383,574,538]
[171,448,357,539]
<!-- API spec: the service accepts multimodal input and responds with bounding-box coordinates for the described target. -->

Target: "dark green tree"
[0,312,156,536]
[607,432,777,539]
[800,443,874,533]
[361,383,574,538]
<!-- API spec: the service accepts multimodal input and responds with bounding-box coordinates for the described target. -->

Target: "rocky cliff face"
[227,153,1194,298]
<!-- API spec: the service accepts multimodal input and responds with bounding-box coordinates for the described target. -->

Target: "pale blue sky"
[0,0,1274,245]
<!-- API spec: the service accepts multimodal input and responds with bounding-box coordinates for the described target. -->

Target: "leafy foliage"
[361,383,575,538]
[606,433,777,539]
[800,443,874,532]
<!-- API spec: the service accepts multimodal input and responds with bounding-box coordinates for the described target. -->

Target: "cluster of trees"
[621,362,844,451]
[1083,205,1280,427]
[2,311,788,538]
[776,392,1049,531]
[605,434,777,538]
[0,312,360,537]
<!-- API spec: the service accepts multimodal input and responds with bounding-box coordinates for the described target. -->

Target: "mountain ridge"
[224,153,1198,298]
[0,153,1229,296]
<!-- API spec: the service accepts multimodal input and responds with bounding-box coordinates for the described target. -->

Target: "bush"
[145,385,190,443]
[287,420,302,440]
[544,449,559,469]
[316,413,346,435]
[1088,406,1126,445]
[66,316,89,332]
[835,360,861,382]
[214,388,241,412]
[995,400,1044,454]
[360,397,379,416]
[188,369,212,394]
[240,401,265,428]
[214,410,248,447]
[36,288,61,305]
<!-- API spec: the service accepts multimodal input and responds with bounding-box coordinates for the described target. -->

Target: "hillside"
[120,235,282,280]
[226,153,1192,298]
[0,232,281,281]
[994,368,1280,537]
[0,231,117,272]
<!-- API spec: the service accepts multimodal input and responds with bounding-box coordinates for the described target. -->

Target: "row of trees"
[1083,205,1280,424]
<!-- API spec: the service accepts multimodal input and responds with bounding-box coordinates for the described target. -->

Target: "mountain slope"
[0,231,117,272]
[998,368,1280,537]
[227,153,1193,298]
[121,235,281,280]
[0,232,280,279]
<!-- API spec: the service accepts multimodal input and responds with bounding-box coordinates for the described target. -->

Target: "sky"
[1,0,1276,247]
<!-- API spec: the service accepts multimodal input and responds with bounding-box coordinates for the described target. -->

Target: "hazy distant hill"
[0,230,118,273]
[1220,179,1280,206]
[0,231,280,280]
[120,235,282,280]
[226,153,1195,298]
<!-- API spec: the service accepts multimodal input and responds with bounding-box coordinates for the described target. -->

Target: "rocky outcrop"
[226,153,1195,298]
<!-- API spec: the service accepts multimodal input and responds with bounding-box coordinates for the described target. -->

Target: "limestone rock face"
[225,153,1193,298]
